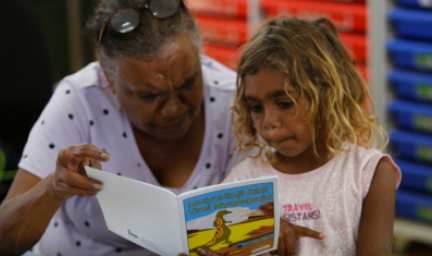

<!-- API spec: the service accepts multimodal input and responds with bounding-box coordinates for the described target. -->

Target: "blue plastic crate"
[388,100,432,132]
[397,0,432,9]
[396,189,432,223]
[389,8,432,41]
[395,159,432,193]
[389,69,432,102]
[388,39,432,71]
[390,130,432,162]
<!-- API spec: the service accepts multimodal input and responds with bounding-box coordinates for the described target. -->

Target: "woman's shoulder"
[61,61,109,91]
[200,54,236,91]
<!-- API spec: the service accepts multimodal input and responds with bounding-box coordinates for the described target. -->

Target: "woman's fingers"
[58,144,110,170]
[52,144,108,200]
[294,225,324,240]
[196,247,219,256]
[52,178,100,198]
[56,169,101,192]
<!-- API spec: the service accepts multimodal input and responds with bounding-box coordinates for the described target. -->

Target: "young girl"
[224,17,402,255]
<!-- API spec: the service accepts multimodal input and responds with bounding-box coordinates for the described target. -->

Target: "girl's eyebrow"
[245,90,297,101]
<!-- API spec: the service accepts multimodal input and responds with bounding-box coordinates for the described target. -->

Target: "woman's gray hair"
[86,0,201,79]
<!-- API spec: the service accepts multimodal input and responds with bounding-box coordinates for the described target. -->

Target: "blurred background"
[0,0,432,255]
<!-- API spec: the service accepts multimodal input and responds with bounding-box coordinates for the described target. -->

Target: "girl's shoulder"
[337,144,401,192]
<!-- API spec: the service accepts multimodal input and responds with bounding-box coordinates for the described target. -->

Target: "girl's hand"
[177,218,324,256]
[50,144,110,200]
[270,218,324,256]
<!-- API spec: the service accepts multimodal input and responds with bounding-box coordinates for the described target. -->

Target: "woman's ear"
[100,64,116,94]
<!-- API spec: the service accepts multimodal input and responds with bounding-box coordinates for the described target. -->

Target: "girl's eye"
[278,101,294,109]
[249,105,263,112]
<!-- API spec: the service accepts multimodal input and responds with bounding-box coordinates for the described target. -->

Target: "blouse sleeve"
[18,80,90,179]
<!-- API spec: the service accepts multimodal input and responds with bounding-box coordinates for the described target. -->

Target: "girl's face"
[244,68,315,158]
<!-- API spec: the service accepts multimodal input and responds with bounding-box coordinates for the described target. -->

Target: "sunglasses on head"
[98,0,180,45]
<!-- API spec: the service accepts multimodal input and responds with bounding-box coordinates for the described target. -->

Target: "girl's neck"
[271,137,332,175]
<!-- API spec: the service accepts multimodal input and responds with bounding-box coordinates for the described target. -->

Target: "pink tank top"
[223,145,401,255]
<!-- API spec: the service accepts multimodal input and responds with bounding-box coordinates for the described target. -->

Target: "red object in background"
[260,0,367,33]
[194,15,247,46]
[186,0,248,18]
[195,15,366,62]
[339,33,367,62]
[356,64,369,84]
[201,44,240,71]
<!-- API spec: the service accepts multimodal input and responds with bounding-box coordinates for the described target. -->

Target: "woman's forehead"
[114,35,200,90]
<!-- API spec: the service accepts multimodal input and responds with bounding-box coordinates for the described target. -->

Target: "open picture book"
[86,166,280,256]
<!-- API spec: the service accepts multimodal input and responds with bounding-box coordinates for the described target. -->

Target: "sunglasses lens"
[149,0,178,18]
[111,9,140,33]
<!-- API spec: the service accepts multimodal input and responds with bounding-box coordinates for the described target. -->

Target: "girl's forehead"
[244,68,297,93]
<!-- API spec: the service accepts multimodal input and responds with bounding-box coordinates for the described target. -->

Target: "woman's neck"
[271,137,332,175]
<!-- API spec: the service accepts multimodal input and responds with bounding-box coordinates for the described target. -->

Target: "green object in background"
[416,54,432,70]
[417,146,432,162]
[417,206,432,222]
[414,115,432,132]
[416,84,432,101]
[0,149,17,182]
[0,149,5,181]
[427,178,432,192]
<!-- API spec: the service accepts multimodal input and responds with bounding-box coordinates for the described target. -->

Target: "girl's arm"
[357,159,397,256]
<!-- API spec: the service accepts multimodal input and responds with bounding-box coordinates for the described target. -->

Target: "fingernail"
[319,233,325,239]
[100,153,110,160]
[197,248,207,255]
[93,183,103,190]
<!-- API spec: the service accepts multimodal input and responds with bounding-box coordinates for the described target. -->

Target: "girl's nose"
[263,110,282,130]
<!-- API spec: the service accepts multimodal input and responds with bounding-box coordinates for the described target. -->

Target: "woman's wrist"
[45,173,67,203]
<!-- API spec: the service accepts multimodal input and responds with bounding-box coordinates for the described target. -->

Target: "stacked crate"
[186,0,248,70]
[186,0,368,75]
[387,1,432,224]
[260,0,369,82]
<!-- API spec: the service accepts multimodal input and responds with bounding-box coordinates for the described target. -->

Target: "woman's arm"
[0,144,109,256]
[357,159,397,256]
[0,170,64,256]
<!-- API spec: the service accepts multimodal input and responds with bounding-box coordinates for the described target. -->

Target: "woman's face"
[107,34,203,140]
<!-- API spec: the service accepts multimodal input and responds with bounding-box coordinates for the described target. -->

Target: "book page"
[178,176,280,256]
[86,167,185,255]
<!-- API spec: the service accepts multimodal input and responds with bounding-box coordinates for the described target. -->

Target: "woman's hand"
[177,218,323,256]
[50,144,111,200]
[270,218,324,255]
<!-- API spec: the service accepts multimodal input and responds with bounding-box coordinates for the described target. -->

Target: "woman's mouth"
[162,119,185,129]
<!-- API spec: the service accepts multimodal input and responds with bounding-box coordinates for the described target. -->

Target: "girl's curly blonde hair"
[233,16,388,161]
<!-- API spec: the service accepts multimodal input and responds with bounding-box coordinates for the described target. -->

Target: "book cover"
[182,182,277,256]
[85,166,279,255]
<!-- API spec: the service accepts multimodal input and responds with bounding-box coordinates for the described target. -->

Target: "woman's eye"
[181,82,194,90]
[249,105,262,112]
[278,101,294,108]
[139,94,158,101]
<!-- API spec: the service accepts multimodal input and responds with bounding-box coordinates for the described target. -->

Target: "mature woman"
[0,0,241,255]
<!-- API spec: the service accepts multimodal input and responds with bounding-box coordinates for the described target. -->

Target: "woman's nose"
[161,95,186,117]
